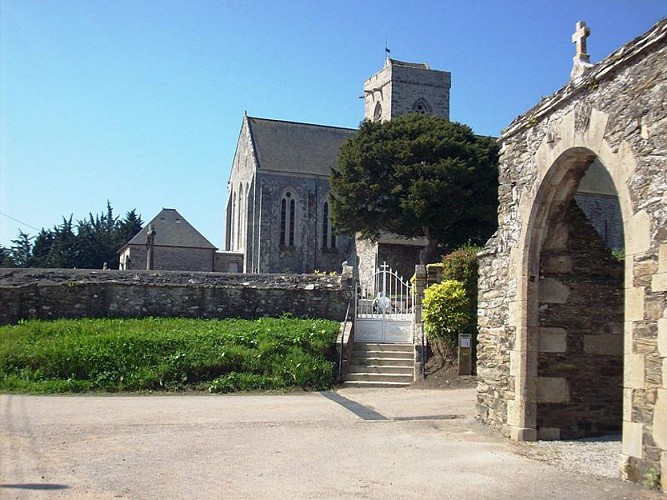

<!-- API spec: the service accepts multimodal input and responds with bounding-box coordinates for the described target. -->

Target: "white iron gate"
[355,262,414,343]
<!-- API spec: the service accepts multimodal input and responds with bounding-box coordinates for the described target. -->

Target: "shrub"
[422,280,471,345]
[441,244,480,332]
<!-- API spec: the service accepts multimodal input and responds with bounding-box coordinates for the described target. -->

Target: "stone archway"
[477,21,666,486]
[522,148,625,440]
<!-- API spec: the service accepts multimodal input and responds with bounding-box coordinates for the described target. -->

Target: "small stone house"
[118,208,219,272]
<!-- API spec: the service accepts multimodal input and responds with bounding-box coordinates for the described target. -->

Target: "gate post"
[413,265,427,381]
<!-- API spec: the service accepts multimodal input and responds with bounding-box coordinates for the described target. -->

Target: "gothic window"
[280,190,297,247]
[231,190,237,250]
[412,97,432,114]
[236,183,243,250]
[321,198,336,249]
[373,102,382,121]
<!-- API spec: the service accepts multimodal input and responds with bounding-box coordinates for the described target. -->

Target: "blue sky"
[1,1,664,251]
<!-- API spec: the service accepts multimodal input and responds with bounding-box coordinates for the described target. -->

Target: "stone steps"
[344,343,414,388]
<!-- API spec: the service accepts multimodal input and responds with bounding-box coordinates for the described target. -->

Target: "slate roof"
[125,208,216,249]
[246,116,356,176]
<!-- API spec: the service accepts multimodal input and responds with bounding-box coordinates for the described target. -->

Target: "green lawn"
[0,317,340,393]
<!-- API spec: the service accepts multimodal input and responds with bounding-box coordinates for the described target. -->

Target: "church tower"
[363,58,451,122]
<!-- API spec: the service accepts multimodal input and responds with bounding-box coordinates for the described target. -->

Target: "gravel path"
[514,435,622,479]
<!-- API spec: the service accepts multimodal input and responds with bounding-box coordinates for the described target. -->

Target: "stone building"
[119,208,222,272]
[476,20,667,488]
[225,58,452,274]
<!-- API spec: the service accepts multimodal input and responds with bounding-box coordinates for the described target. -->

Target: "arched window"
[373,102,383,121]
[236,183,243,250]
[412,97,432,114]
[280,190,297,247]
[231,190,237,250]
[321,197,336,249]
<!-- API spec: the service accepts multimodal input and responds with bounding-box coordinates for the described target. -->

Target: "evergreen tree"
[330,114,499,263]
[10,231,33,267]
[5,203,143,269]
[0,245,16,267]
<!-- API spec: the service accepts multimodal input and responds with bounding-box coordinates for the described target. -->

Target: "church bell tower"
[363,58,451,122]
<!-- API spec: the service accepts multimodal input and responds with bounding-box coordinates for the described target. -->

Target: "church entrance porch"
[355,262,414,344]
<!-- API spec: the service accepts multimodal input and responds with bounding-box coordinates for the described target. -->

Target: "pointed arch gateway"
[493,107,654,475]
[517,147,626,440]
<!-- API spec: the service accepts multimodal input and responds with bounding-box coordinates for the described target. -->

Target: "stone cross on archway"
[572,21,590,62]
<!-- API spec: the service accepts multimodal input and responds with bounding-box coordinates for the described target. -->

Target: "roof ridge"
[246,115,356,132]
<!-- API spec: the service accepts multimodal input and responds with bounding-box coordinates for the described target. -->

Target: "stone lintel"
[538,327,567,353]
[536,377,569,403]
[622,421,643,458]
[625,353,646,389]
[583,334,624,355]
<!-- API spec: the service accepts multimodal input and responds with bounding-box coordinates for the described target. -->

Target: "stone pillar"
[413,265,427,381]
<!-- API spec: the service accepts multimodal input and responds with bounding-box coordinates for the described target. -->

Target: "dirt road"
[0,388,661,499]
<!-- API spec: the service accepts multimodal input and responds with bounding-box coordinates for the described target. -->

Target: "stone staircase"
[344,343,414,387]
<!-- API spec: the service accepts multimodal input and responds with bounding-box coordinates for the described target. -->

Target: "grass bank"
[0,317,340,394]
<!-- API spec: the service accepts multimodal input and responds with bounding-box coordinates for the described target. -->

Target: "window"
[280,190,297,247]
[373,102,383,121]
[322,198,336,249]
[412,97,432,114]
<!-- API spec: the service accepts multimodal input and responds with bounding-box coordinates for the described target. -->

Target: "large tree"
[330,114,499,263]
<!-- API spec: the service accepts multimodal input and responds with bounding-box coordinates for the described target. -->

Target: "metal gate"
[355,262,414,343]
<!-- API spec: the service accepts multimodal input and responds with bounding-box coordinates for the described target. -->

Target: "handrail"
[338,301,352,383]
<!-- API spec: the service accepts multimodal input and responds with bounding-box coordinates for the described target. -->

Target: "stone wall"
[255,172,353,274]
[122,244,216,272]
[0,268,354,326]
[477,20,667,486]
[536,201,624,439]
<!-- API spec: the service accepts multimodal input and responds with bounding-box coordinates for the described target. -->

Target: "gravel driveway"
[1,388,662,499]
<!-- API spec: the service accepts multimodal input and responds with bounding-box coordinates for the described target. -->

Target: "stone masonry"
[477,20,667,487]
[0,268,354,326]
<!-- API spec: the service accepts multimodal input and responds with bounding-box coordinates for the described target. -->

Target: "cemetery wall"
[0,268,353,326]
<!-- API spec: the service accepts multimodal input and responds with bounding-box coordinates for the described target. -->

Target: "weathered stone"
[538,278,570,303]
[477,20,667,484]
[538,327,567,352]
[0,268,353,325]
[583,334,623,355]
[536,377,569,403]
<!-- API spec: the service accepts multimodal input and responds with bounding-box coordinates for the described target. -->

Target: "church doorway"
[523,147,625,440]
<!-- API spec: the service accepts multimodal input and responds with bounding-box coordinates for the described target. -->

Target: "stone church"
[224,58,451,274]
